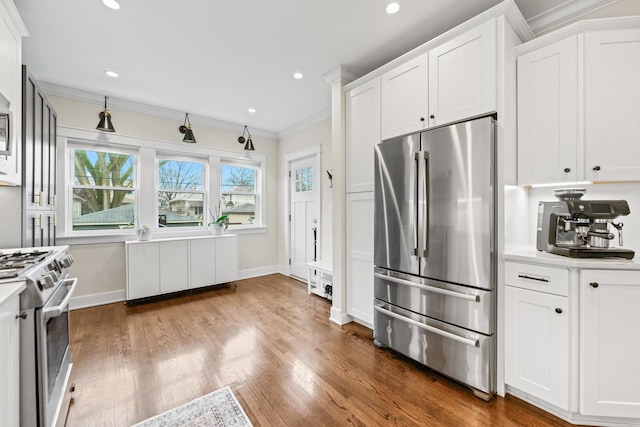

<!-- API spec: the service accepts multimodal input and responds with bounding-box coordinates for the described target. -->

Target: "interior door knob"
[593,165,601,171]
[589,282,599,288]
[564,168,571,173]
[555,308,563,314]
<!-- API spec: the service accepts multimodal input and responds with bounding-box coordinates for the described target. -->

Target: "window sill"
[57,226,267,245]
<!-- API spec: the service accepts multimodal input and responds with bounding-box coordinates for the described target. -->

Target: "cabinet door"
[580,270,640,418]
[126,243,160,300]
[517,36,578,185]
[159,240,188,293]
[505,286,569,410]
[346,192,374,325]
[0,7,21,185]
[189,238,216,288]
[585,29,640,182]
[380,54,428,140]
[0,294,20,427]
[215,235,238,284]
[428,19,496,127]
[346,77,380,193]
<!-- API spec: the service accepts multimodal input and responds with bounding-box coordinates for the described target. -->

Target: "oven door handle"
[42,278,77,320]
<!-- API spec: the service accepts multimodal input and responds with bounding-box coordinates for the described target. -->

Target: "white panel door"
[290,156,318,279]
[159,240,189,294]
[189,237,216,288]
[346,77,380,193]
[585,29,640,182]
[126,242,160,300]
[381,53,428,140]
[505,286,569,410]
[580,270,640,418]
[346,192,374,325]
[517,36,578,185]
[216,235,238,284]
[428,19,496,127]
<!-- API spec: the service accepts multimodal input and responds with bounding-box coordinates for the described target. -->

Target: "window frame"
[155,153,209,230]
[219,158,264,230]
[66,141,139,236]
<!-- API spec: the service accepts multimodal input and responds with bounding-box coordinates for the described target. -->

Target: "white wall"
[277,118,332,268]
[0,185,21,248]
[48,95,281,299]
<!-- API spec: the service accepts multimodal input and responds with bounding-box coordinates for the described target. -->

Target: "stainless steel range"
[0,246,76,427]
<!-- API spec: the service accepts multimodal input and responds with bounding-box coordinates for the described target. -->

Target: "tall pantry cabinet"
[22,66,58,247]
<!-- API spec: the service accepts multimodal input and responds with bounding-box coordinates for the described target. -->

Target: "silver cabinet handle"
[374,272,479,302]
[374,305,479,347]
[42,278,77,320]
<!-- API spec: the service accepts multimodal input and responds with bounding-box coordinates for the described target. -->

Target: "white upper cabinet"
[517,36,578,185]
[428,19,497,127]
[380,53,428,140]
[584,29,640,182]
[346,77,380,193]
[580,270,640,418]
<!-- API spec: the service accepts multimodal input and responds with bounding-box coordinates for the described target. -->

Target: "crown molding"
[526,0,619,35]
[323,65,361,86]
[38,81,278,140]
[1,0,29,36]
[277,109,331,139]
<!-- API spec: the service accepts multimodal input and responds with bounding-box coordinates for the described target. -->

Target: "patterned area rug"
[132,386,253,427]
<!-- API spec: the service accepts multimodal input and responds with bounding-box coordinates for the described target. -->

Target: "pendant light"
[96,96,115,132]
[237,125,255,151]
[179,113,196,143]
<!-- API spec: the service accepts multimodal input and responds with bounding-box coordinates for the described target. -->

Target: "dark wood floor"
[66,274,572,426]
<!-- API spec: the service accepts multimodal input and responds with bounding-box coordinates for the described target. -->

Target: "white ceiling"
[13,0,614,134]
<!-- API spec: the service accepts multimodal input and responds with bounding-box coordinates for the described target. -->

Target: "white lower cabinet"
[0,285,23,427]
[505,285,569,410]
[126,235,239,301]
[346,192,374,325]
[580,270,640,418]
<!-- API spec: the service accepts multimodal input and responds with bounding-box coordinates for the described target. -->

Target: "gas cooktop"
[0,250,52,280]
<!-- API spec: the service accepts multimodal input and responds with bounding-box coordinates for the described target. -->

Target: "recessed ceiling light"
[105,70,118,78]
[386,2,400,14]
[293,72,303,79]
[102,0,120,10]
[248,108,256,113]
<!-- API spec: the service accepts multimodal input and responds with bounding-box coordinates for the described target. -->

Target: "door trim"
[283,145,322,278]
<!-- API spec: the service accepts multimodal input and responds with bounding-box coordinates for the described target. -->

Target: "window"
[294,166,313,192]
[157,158,205,228]
[71,148,135,231]
[220,162,259,226]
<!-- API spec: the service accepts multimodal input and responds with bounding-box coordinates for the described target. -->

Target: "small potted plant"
[208,207,228,235]
[136,224,151,241]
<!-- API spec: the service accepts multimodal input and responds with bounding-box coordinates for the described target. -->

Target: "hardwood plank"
[66,274,575,426]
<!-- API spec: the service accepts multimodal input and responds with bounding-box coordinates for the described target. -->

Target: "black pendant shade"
[179,113,196,143]
[238,125,255,151]
[96,96,115,132]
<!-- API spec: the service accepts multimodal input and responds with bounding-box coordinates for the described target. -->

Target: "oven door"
[36,278,77,427]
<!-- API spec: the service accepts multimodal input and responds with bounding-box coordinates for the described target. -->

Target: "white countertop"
[504,247,640,270]
[125,233,237,245]
[0,281,26,307]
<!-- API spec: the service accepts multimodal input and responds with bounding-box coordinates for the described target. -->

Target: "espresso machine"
[537,189,635,259]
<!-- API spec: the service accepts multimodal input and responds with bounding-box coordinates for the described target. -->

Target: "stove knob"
[49,271,59,282]
[39,273,56,289]
[67,255,75,266]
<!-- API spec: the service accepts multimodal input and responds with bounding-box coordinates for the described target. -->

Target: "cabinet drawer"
[505,262,569,296]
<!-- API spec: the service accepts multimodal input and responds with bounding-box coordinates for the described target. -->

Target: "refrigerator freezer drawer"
[374,268,494,334]
[374,300,494,396]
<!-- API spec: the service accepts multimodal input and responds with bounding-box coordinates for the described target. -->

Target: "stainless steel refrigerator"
[373,115,495,399]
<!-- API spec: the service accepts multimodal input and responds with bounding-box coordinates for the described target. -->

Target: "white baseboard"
[70,290,125,310]
[238,265,280,280]
[330,307,352,325]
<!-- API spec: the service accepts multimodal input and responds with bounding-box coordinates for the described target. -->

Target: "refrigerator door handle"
[422,151,429,257]
[374,305,480,347]
[374,272,480,302]
[413,151,420,257]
